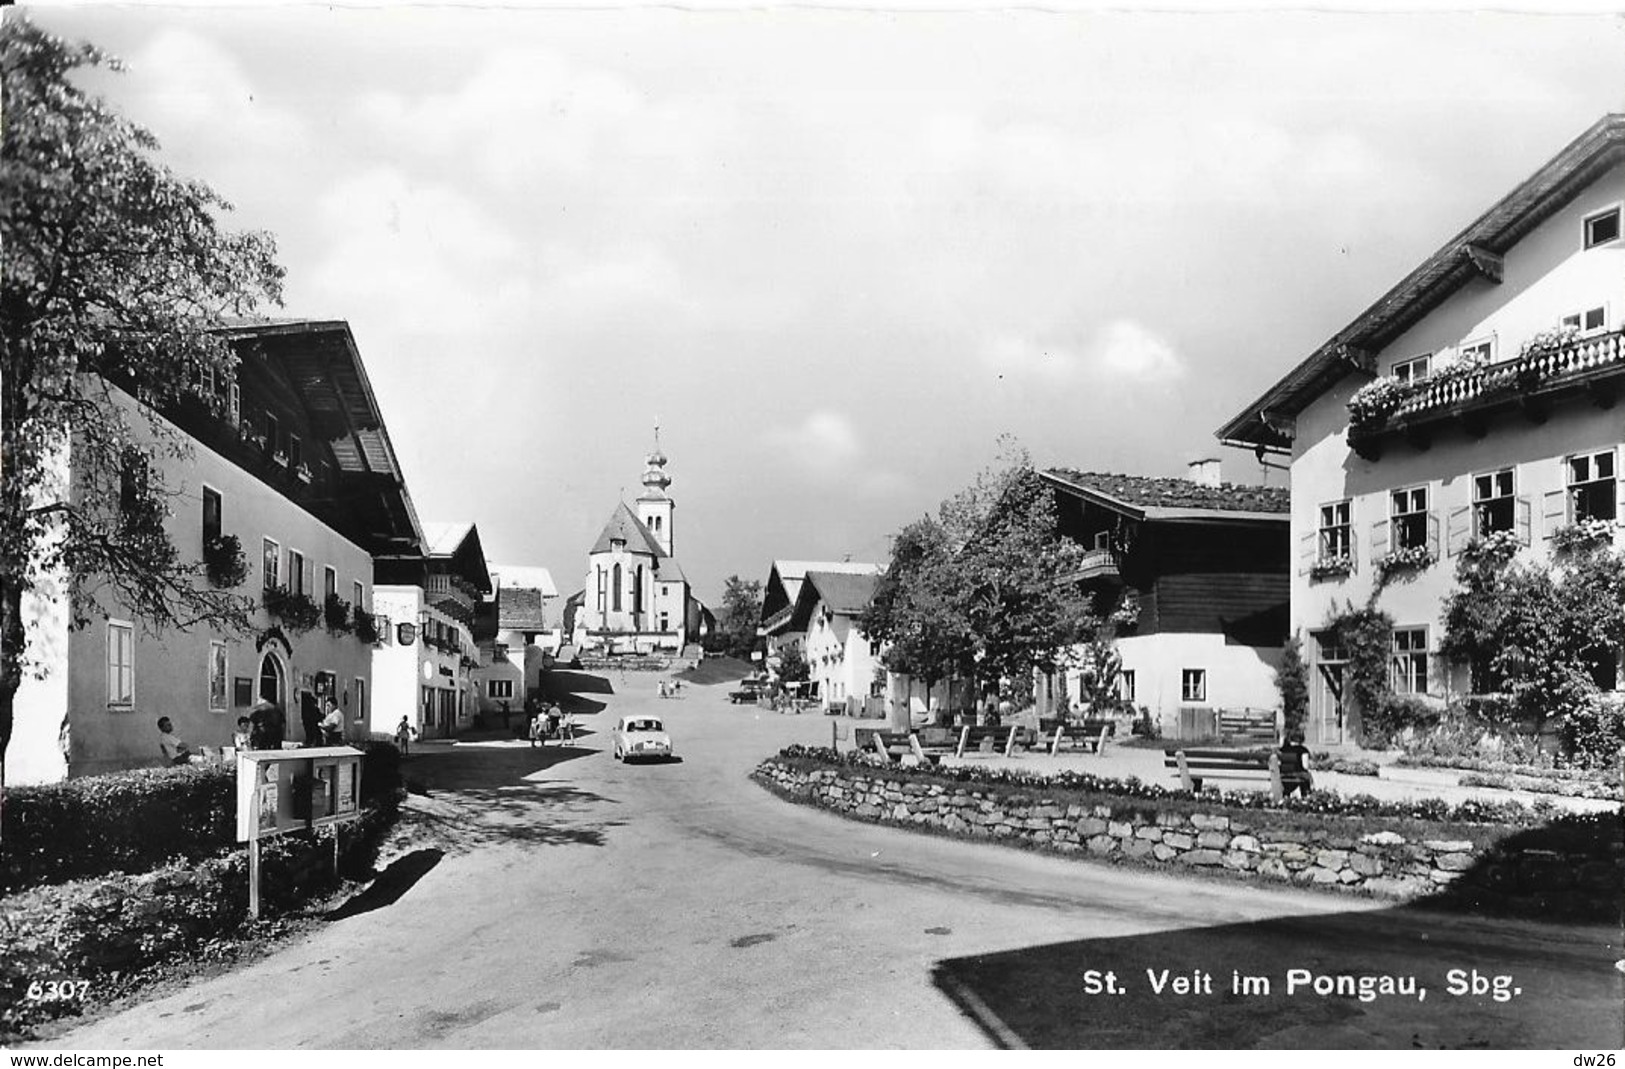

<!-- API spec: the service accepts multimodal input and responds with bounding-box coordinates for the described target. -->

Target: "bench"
[1040,718,1115,757]
[856,729,945,766]
[953,725,1021,759]
[1218,708,1280,744]
[1163,748,1309,802]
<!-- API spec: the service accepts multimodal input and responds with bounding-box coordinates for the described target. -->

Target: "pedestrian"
[320,696,343,745]
[300,692,323,748]
[232,716,251,752]
[528,712,545,748]
[395,715,415,755]
[249,699,285,750]
[559,711,576,744]
[658,679,668,699]
[1278,732,1314,797]
[156,717,193,765]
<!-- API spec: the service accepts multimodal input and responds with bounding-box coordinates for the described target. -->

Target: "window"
[1584,206,1620,249]
[1391,354,1430,383]
[324,566,338,603]
[1459,338,1494,363]
[612,563,623,612]
[1119,669,1137,702]
[107,621,134,707]
[264,413,280,455]
[262,538,281,590]
[227,382,241,427]
[288,434,302,469]
[353,580,366,613]
[869,638,883,657]
[1569,450,1618,522]
[1392,628,1428,695]
[1391,486,1430,550]
[1561,306,1607,334]
[488,679,515,700]
[355,678,367,723]
[596,567,606,612]
[287,550,306,595]
[1181,669,1206,702]
[1473,469,1515,536]
[202,486,222,544]
[1319,500,1351,561]
[652,515,662,532]
[209,641,229,711]
[1093,530,1112,551]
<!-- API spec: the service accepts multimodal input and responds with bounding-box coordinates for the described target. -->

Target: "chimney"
[1187,457,1222,487]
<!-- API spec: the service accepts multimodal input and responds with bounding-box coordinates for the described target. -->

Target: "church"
[572,439,709,656]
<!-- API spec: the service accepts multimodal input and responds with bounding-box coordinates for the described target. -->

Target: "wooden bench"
[1164,748,1309,802]
[1041,718,1115,757]
[953,725,1021,758]
[1218,708,1280,744]
[856,729,945,766]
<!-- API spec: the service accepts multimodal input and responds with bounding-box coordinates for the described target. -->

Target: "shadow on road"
[541,670,616,715]
[930,899,1623,1049]
[328,849,445,921]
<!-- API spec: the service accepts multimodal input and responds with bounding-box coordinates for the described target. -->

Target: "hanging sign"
[397,622,417,646]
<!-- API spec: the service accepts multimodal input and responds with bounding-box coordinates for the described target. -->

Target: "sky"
[16,3,1625,603]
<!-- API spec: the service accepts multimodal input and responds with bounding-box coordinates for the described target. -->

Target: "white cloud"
[765,410,861,476]
[1088,320,1185,381]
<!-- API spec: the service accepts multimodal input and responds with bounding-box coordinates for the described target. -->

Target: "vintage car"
[612,714,673,762]
[728,674,770,704]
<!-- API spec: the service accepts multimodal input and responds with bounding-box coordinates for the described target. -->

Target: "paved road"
[47,672,1624,1049]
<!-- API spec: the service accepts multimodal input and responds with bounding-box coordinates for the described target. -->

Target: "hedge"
[2,741,405,895]
[1393,753,1619,783]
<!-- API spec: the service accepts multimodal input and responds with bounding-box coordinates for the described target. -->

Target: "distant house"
[1040,462,1290,738]
[757,559,882,676]
[1217,114,1625,744]
[10,319,421,782]
[784,569,886,714]
[472,563,560,715]
[373,521,492,740]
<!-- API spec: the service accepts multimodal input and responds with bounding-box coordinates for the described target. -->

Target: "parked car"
[729,674,770,704]
[612,714,673,762]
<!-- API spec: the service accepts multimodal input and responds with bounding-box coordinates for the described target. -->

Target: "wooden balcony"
[424,573,477,620]
[1059,547,1121,585]
[1350,328,1625,460]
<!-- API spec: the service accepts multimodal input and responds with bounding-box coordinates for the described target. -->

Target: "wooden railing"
[1392,328,1625,420]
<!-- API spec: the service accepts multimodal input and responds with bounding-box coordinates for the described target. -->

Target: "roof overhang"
[1216,113,1625,449]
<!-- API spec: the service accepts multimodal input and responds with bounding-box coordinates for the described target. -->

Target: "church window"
[652,516,662,532]
[612,563,623,612]
[596,567,606,612]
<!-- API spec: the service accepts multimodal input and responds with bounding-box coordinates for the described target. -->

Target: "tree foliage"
[0,18,285,768]
[710,574,762,657]
[863,446,1094,692]
[1275,634,1310,738]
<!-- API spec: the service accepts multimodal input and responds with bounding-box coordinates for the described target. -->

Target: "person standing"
[320,697,343,745]
[232,716,252,752]
[395,715,415,755]
[300,692,322,748]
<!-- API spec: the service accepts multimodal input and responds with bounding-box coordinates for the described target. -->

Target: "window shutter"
[1427,511,1441,558]
[1298,532,1317,575]
[1516,496,1532,546]
[1370,518,1389,560]
[1446,506,1471,556]
[1349,532,1358,574]
[1543,489,1569,539]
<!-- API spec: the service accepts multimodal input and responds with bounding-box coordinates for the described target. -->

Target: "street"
[45,671,1625,1049]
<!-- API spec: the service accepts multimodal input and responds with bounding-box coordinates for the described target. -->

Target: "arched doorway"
[258,651,286,707]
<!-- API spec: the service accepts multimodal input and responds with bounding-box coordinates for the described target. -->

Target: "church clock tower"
[636,428,674,557]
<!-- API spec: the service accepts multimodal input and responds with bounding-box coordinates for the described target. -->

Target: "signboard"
[235,747,364,843]
[397,622,417,646]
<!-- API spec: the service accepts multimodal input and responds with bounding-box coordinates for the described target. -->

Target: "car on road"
[729,674,770,704]
[612,714,673,762]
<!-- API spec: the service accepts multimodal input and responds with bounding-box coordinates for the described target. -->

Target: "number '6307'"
[25,979,89,1001]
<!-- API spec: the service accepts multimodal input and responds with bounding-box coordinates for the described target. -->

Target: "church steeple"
[636,423,675,556]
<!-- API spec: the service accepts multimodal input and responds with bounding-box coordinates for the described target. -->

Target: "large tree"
[0,18,285,778]
[710,574,763,657]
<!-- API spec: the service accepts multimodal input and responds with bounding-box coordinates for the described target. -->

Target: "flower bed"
[1458,771,1622,802]
[754,747,1621,917]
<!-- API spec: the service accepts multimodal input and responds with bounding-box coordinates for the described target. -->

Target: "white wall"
[12,388,376,783]
[371,585,475,738]
[1106,633,1283,738]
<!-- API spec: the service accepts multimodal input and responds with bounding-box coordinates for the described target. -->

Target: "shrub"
[1362,693,1442,750]
[1,764,236,894]
[202,533,248,588]
[1458,771,1622,801]
[352,604,380,644]
[323,592,352,634]
[1559,693,1625,770]
[1275,636,1309,739]
[262,585,321,631]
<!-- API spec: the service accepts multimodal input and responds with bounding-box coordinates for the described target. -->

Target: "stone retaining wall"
[754,760,1621,909]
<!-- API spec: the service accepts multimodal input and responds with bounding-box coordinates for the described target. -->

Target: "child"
[395,715,416,755]
[233,716,252,752]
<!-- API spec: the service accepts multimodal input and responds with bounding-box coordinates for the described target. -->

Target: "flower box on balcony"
[295,463,313,484]
[203,533,248,588]
[271,451,289,468]
[263,585,321,631]
[1551,517,1618,556]
[324,593,353,634]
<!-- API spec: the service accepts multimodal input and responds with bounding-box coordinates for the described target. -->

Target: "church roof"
[654,556,688,583]
[590,501,667,558]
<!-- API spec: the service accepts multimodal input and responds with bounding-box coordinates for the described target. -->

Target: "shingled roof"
[1043,468,1289,518]
[787,570,882,631]
[590,502,666,558]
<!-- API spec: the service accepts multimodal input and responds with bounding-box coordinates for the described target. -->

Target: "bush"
[1458,771,1622,802]
[1362,693,1442,750]
[1,764,236,894]
[1275,637,1309,739]
[1559,693,1625,770]
[768,745,1559,828]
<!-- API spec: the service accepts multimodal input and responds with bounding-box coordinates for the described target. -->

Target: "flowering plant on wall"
[1551,517,1618,556]
[1309,555,1354,582]
[1346,375,1406,429]
[1517,324,1581,362]
[1375,545,1436,584]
